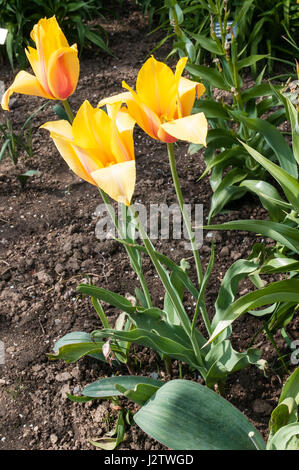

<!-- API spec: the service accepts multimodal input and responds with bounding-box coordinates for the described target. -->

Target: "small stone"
[231,251,242,261]
[55,372,72,382]
[219,246,229,257]
[252,399,273,415]
[50,434,58,445]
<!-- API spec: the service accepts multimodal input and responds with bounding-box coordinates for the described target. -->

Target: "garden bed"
[0,1,298,451]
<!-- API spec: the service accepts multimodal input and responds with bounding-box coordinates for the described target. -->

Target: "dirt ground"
[0,1,298,451]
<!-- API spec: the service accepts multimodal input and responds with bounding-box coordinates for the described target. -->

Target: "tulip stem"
[62,99,75,124]
[166,143,203,284]
[166,142,212,337]
[128,204,206,372]
[98,188,153,309]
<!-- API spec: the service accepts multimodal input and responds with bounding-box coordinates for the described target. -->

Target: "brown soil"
[0,1,298,451]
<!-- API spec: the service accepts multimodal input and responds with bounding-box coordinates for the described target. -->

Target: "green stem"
[167,143,203,285]
[62,99,75,124]
[129,204,205,370]
[98,188,152,309]
[166,143,212,337]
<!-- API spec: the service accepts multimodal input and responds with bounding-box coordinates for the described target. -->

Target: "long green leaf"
[235,119,297,177]
[205,280,299,345]
[239,141,299,211]
[204,219,299,254]
[134,379,266,450]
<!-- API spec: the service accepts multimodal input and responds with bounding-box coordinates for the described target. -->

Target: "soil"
[0,1,298,452]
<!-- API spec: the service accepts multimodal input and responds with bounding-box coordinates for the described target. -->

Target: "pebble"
[252,399,273,415]
[50,434,58,445]
[219,246,229,257]
[55,372,72,382]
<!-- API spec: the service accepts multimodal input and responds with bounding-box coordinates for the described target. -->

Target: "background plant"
[0,0,113,69]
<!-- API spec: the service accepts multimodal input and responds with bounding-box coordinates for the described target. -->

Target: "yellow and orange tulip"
[98,56,208,145]
[41,100,136,205]
[1,16,79,110]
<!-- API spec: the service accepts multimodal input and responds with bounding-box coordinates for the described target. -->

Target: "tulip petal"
[98,92,132,108]
[47,45,79,100]
[72,100,114,166]
[178,77,206,117]
[1,70,51,110]
[40,120,95,185]
[136,56,177,119]
[122,81,161,140]
[91,160,136,205]
[160,113,208,145]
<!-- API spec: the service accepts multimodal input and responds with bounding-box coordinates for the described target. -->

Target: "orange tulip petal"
[122,81,161,140]
[160,113,208,145]
[1,70,51,110]
[136,56,177,119]
[40,120,96,185]
[47,45,79,100]
[98,91,132,109]
[177,77,206,117]
[91,160,136,205]
[72,100,114,166]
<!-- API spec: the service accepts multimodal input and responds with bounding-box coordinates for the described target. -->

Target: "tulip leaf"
[204,219,299,254]
[186,64,230,90]
[82,376,164,403]
[205,279,299,345]
[134,379,266,450]
[48,332,106,363]
[234,118,297,178]
[204,341,266,388]
[193,100,230,120]
[237,54,269,70]
[239,179,288,222]
[77,284,136,313]
[239,141,299,212]
[92,327,202,372]
[266,423,299,450]
[278,366,299,407]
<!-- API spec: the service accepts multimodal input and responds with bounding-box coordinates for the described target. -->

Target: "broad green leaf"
[279,366,299,406]
[242,84,281,103]
[192,34,224,55]
[134,379,266,450]
[239,141,299,212]
[204,220,299,254]
[77,284,136,314]
[269,399,296,438]
[186,64,230,90]
[213,259,260,329]
[205,341,266,388]
[267,423,299,450]
[205,280,299,345]
[92,327,202,372]
[208,168,248,221]
[237,55,268,71]
[48,332,116,363]
[193,100,230,120]
[285,97,299,165]
[82,376,163,403]
[239,179,288,222]
[235,119,297,177]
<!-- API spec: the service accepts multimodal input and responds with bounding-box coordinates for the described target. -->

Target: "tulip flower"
[41,100,136,205]
[1,16,79,111]
[98,56,208,145]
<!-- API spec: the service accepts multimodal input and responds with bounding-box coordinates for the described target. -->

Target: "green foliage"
[0,103,47,187]
[0,0,113,69]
